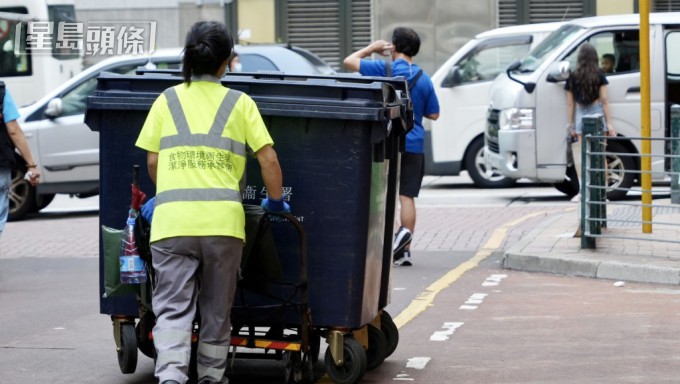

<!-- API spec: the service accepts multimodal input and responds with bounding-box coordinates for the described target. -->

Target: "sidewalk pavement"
[503,198,680,285]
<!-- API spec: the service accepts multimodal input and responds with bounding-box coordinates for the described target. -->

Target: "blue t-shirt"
[3,88,20,123]
[359,58,439,153]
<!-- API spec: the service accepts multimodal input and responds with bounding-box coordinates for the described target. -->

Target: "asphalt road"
[1,177,679,383]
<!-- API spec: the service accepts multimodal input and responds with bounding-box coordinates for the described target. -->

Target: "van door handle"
[627,86,640,93]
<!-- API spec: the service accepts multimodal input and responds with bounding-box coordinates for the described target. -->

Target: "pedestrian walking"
[0,83,40,238]
[566,42,616,203]
[343,26,440,266]
[135,21,289,384]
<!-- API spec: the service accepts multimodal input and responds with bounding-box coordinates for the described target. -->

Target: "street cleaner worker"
[135,21,289,384]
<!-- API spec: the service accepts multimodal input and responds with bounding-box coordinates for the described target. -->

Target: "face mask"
[233,63,243,72]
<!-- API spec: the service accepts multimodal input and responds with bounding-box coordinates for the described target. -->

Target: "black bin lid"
[86,70,414,133]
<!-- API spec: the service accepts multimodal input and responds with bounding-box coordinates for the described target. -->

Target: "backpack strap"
[408,69,423,91]
[384,60,392,77]
[0,81,5,112]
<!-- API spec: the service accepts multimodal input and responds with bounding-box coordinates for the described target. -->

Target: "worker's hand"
[261,197,291,214]
[141,197,155,224]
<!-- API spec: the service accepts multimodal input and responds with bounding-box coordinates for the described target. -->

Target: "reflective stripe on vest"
[161,87,247,157]
[155,188,242,206]
[157,87,244,208]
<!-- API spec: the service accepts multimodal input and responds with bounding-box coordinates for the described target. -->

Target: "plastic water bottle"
[120,209,147,284]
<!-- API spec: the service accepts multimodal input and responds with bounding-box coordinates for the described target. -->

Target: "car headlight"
[499,108,534,130]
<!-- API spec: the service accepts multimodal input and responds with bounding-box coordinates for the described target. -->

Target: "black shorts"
[399,152,425,198]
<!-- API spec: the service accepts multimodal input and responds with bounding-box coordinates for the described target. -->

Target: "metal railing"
[580,106,680,249]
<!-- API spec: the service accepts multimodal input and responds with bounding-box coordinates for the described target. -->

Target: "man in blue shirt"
[0,86,41,237]
[344,27,440,266]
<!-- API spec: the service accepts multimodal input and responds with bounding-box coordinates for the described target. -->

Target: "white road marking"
[459,293,488,310]
[482,273,508,286]
[459,305,478,310]
[406,357,431,369]
[430,322,464,341]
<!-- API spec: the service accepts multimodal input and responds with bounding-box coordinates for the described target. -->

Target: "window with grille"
[279,0,371,71]
[498,0,593,27]
[654,0,680,11]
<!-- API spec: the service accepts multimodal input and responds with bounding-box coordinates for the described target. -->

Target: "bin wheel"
[117,323,138,374]
[366,324,388,371]
[324,337,366,384]
[380,310,399,358]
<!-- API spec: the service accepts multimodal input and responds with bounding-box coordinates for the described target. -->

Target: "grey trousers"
[151,236,242,384]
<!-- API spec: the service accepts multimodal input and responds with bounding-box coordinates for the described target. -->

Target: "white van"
[426,22,563,187]
[0,0,82,106]
[485,13,680,199]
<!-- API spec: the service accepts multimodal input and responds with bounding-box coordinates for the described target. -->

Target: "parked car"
[425,22,564,188]
[9,44,335,220]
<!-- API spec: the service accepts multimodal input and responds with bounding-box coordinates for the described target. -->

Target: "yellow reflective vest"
[136,76,273,242]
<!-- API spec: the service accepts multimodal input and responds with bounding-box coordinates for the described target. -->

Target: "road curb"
[502,213,680,285]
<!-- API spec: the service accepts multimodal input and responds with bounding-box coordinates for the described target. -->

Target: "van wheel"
[464,137,516,188]
[553,164,580,197]
[33,194,55,212]
[606,140,635,200]
[8,164,36,221]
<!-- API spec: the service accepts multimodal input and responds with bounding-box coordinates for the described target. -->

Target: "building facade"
[72,0,680,73]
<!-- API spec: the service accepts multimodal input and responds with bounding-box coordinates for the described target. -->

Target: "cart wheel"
[366,324,388,371]
[380,310,399,358]
[136,319,156,359]
[324,337,366,384]
[117,323,138,374]
[189,331,198,382]
[282,351,293,382]
[309,331,321,363]
[288,351,315,383]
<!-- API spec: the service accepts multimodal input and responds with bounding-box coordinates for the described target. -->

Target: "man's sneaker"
[394,251,412,266]
[393,247,404,263]
[393,226,412,254]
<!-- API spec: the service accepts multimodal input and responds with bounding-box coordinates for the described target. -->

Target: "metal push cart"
[86,69,413,384]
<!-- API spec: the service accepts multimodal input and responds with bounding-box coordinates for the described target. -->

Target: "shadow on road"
[18,209,99,222]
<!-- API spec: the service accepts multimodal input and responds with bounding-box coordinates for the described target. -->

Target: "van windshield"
[519,24,583,72]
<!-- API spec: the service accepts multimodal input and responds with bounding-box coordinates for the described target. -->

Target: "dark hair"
[602,53,615,62]
[570,43,601,105]
[391,27,420,57]
[182,21,233,85]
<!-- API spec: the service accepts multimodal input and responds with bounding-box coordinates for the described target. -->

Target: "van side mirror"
[506,60,521,72]
[441,65,463,88]
[505,59,536,93]
[547,61,570,82]
[45,98,63,118]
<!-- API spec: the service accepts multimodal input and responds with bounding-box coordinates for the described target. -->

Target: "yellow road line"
[393,209,569,329]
